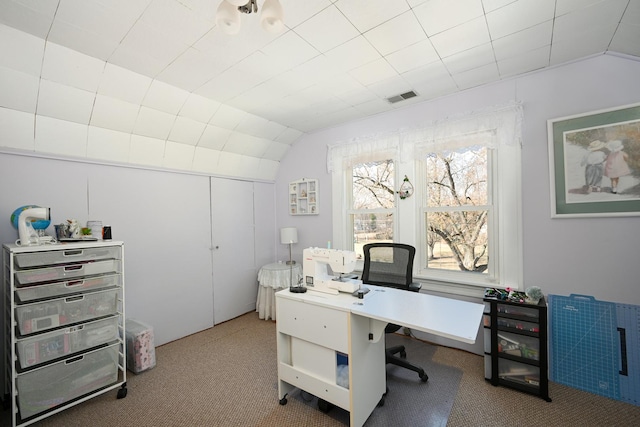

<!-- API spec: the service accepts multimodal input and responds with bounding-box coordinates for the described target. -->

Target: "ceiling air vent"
[386,90,418,104]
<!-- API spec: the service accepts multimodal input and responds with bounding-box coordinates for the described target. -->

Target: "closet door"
[211,178,257,324]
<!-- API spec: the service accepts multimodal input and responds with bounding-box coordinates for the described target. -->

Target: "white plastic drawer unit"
[14,246,121,268]
[277,297,349,354]
[15,274,122,303]
[16,315,119,369]
[16,288,119,336]
[14,259,121,287]
[16,342,119,420]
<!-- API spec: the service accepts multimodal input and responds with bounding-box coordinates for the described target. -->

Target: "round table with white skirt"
[256,262,302,320]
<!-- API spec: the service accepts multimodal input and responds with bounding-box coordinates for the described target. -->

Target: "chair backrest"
[361,243,416,289]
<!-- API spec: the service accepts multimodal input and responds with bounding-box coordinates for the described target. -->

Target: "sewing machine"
[302,247,362,295]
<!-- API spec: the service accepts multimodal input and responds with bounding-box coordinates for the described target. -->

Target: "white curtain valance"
[327,102,523,172]
[327,133,399,173]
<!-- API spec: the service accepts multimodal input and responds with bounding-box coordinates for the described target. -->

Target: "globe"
[10,205,51,230]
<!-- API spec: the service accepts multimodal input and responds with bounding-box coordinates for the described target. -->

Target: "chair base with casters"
[385,324,429,382]
[361,243,429,383]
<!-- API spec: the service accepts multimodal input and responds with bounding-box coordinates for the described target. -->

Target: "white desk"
[275,285,484,427]
[256,262,302,320]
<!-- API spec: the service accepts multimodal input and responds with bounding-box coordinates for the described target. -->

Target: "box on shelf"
[125,319,156,374]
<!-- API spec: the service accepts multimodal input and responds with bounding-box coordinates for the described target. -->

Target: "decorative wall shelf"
[289,178,318,215]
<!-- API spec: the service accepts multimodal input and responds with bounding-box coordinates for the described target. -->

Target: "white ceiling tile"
[274,127,304,145]
[262,141,289,161]
[336,87,379,107]
[216,151,252,177]
[129,134,165,167]
[91,94,140,133]
[163,141,195,170]
[156,48,228,92]
[366,76,413,98]
[35,115,88,158]
[223,132,271,157]
[414,0,484,36]
[37,79,95,125]
[112,20,189,74]
[451,62,500,90]
[229,155,262,179]
[198,124,231,150]
[133,106,175,140]
[430,17,491,58]
[254,158,279,181]
[192,146,222,174]
[179,94,221,123]
[553,0,627,44]
[497,45,550,78]
[41,42,105,92]
[108,43,167,78]
[48,22,119,61]
[142,80,190,115]
[235,114,271,138]
[386,40,440,74]
[87,126,131,163]
[281,0,333,28]
[191,147,220,174]
[324,36,381,72]
[402,62,459,97]
[98,63,152,105]
[555,0,614,16]
[315,74,366,97]
[350,58,400,87]
[168,116,206,145]
[140,0,212,46]
[442,43,495,75]
[293,6,359,53]
[0,25,45,76]
[209,104,247,129]
[621,0,640,23]
[486,0,556,39]
[335,0,410,33]
[194,21,276,66]
[0,107,35,151]
[0,0,57,39]
[260,31,321,71]
[289,55,342,86]
[364,11,425,56]
[481,0,516,13]
[353,98,391,116]
[611,22,640,57]
[0,66,39,113]
[492,21,553,61]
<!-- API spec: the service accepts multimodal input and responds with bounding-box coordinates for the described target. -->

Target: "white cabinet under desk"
[2,241,127,427]
[275,285,484,427]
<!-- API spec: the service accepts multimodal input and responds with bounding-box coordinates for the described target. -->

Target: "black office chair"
[361,243,428,382]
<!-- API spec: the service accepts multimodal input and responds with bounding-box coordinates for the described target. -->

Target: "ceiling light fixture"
[216,0,284,35]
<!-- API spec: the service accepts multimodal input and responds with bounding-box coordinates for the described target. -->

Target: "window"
[422,146,490,274]
[329,103,523,291]
[350,160,395,259]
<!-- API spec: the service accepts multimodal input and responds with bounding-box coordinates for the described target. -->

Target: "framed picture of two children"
[548,102,640,218]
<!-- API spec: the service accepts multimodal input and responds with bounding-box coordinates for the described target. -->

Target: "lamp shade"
[260,0,284,33]
[280,227,298,244]
[226,0,249,6]
[216,0,241,35]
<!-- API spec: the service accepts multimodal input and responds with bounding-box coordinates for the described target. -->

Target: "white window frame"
[415,143,522,292]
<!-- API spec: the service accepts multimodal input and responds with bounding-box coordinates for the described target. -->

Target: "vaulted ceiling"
[1,0,638,180]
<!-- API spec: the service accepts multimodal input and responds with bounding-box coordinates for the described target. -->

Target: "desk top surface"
[276,284,484,344]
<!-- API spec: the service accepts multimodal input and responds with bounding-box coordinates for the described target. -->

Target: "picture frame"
[548,103,640,218]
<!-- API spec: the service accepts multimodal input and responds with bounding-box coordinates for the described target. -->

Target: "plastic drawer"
[17,315,119,369]
[16,274,121,302]
[15,259,121,286]
[14,246,121,268]
[497,331,539,361]
[496,303,539,320]
[16,343,119,419]
[498,358,540,387]
[16,288,119,336]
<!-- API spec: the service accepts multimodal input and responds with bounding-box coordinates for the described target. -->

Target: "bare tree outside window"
[351,160,395,258]
[425,147,489,273]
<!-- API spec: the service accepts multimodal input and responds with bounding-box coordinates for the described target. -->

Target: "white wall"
[0,153,276,345]
[275,54,640,352]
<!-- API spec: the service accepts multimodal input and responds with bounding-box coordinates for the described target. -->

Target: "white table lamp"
[280,227,298,265]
